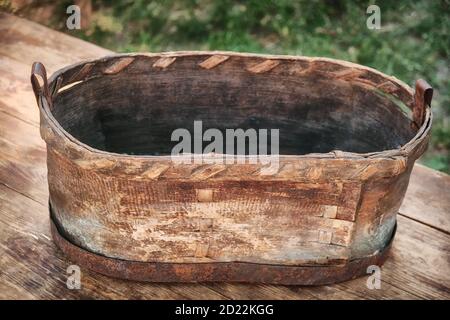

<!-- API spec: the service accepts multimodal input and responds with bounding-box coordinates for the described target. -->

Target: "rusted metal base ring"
[50,210,395,285]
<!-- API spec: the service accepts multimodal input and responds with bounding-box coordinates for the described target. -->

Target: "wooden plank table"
[0,13,449,300]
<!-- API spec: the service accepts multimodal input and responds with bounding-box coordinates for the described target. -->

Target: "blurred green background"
[4,0,449,172]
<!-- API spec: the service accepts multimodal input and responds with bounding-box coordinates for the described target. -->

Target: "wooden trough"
[31,52,433,285]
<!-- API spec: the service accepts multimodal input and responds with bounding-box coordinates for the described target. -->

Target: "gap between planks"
[398,212,450,236]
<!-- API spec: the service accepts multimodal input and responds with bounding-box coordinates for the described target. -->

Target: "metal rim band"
[50,209,395,285]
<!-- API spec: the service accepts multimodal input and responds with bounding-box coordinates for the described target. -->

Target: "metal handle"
[31,62,52,107]
[413,79,433,128]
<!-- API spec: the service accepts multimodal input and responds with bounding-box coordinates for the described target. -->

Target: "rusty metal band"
[50,207,395,285]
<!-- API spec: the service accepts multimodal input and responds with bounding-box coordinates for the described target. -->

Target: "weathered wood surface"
[0,13,449,299]
[37,49,425,278]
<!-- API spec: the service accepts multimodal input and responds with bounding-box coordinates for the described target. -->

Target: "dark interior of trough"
[52,66,416,156]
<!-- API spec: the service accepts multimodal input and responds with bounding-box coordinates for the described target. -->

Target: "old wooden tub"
[31,52,433,285]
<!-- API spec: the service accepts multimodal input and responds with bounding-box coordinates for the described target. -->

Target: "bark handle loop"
[413,79,433,127]
[31,62,52,108]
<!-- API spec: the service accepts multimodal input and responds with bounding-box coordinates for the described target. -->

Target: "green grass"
[10,0,449,172]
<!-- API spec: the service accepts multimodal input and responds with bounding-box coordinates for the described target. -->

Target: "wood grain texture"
[400,164,450,234]
[0,13,449,299]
